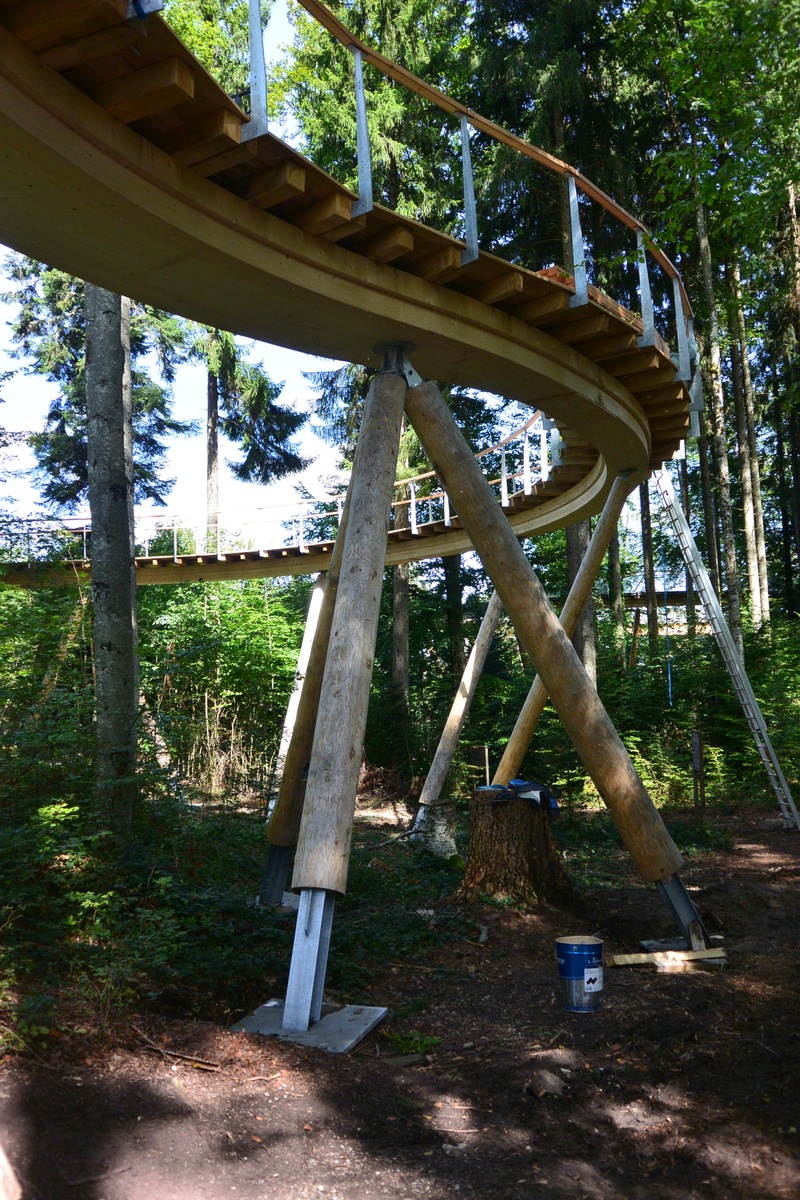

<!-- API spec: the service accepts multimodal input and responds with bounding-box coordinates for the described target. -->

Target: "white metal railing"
[2,411,559,564]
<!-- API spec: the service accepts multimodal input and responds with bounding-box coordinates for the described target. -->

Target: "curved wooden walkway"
[0,0,691,586]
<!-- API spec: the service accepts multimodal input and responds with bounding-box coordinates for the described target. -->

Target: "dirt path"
[1,812,799,1199]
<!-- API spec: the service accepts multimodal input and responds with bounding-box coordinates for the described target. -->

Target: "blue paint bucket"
[556,935,604,1012]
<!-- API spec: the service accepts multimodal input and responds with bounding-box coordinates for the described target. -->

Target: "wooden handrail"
[295,0,692,317]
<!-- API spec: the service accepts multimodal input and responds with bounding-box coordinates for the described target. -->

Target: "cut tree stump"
[459,788,573,905]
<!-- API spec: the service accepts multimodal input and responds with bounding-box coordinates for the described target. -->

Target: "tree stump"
[459,788,573,906]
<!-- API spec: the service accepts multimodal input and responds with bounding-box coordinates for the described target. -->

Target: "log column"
[405,379,682,885]
[493,473,632,785]
[291,369,407,895]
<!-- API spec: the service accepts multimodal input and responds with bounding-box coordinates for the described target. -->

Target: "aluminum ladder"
[654,468,800,831]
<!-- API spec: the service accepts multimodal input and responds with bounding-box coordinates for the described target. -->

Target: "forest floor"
[1,800,799,1200]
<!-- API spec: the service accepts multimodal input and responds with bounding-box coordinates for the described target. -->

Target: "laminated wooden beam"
[91,57,195,123]
[192,141,259,177]
[170,109,242,165]
[416,245,461,284]
[40,18,146,69]
[513,291,571,323]
[360,224,414,263]
[556,313,615,343]
[468,271,524,306]
[319,215,368,243]
[3,0,127,53]
[245,160,306,208]
[292,191,352,236]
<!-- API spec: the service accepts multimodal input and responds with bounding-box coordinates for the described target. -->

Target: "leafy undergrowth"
[0,793,469,1059]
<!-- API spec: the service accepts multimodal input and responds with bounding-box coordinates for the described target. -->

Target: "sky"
[0,0,348,549]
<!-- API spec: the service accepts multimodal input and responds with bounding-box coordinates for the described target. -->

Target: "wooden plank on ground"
[607,948,726,967]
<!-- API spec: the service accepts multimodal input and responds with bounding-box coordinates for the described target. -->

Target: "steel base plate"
[232,1000,388,1054]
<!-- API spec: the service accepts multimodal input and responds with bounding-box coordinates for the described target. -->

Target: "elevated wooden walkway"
[0,0,691,586]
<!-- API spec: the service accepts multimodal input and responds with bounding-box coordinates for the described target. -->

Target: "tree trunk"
[443,553,465,683]
[773,390,796,616]
[460,789,572,905]
[565,519,597,684]
[695,196,744,660]
[608,528,626,668]
[729,330,761,627]
[640,481,659,653]
[698,422,721,595]
[415,590,504,832]
[207,369,219,547]
[731,262,770,623]
[85,283,138,838]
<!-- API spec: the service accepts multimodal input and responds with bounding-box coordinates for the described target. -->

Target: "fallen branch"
[132,1025,220,1070]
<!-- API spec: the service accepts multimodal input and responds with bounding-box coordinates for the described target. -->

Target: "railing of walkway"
[287,1,695,379]
[1,412,554,564]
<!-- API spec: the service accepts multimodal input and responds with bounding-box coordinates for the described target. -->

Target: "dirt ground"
[1,807,799,1200]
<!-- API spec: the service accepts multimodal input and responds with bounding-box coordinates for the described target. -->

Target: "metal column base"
[257,843,293,907]
[656,873,709,949]
[282,887,335,1032]
[232,999,387,1054]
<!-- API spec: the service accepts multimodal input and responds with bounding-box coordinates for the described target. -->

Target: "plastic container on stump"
[556,935,603,1012]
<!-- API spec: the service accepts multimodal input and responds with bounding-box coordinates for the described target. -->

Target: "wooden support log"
[493,474,632,786]
[404,380,683,884]
[414,590,505,835]
[292,370,407,894]
[266,488,353,849]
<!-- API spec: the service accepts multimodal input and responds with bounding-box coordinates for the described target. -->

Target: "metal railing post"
[672,277,691,380]
[351,48,374,217]
[567,175,589,307]
[460,114,479,265]
[241,0,268,141]
[500,447,509,505]
[409,482,418,534]
[637,230,656,347]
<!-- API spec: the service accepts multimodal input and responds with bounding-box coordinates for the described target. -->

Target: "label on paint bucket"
[584,966,603,992]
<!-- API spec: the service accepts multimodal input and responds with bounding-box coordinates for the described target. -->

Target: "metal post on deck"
[637,230,656,347]
[351,49,374,217]
[567,176,588,307]
[241,0,268,141]
[460,115,479,265]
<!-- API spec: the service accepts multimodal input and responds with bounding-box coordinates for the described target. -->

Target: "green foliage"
[2,257,192,510]
[163,0,272,103]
